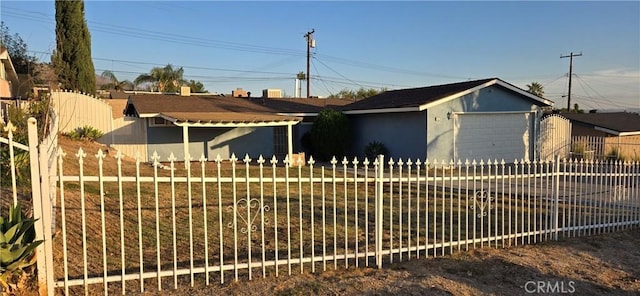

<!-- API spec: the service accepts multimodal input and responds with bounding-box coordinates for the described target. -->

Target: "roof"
[109,91,130,100]
[124,94,300,126]
[244,97,354,115]
[161,112,299,125]
[126,94,278,115]
[105,99,128,118]
[341,78,552,114]
[560,112,640,135]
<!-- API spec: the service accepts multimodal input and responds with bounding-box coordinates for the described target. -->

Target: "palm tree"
[526,82,544,97]
[100,70,134,91]
[187,80,207,93]
[134,64,186,92]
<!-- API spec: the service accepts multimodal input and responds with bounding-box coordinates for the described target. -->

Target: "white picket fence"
[48,149,639,295]
[1,115,58,296]
[3,116,640,295]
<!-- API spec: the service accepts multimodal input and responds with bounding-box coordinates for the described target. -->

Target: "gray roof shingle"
[341,78,551,112]
[124,94,299,124]
[560,112,640,133]
[342,78,496,111]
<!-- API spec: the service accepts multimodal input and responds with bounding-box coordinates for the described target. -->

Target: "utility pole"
[560,52,582,110]
[304,29,315,98]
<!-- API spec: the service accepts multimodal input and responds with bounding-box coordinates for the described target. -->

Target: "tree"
[310,109,352,161]
[0,22,38,75]
[554,103,585,114]
[327,87,386,100]
[188,80,207,93]
[52,0,96,94]
[134,64,186,92]
[100,70,133,91]
[526,82,544,97]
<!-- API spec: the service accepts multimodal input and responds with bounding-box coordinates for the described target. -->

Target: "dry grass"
[33,136,640,295]
[145,228,640,296]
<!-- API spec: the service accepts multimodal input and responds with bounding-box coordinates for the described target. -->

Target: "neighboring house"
[0,46,19,99]
[0,46,20,122]
[123,92,301,162]
[109,91,130,100]
[561,112,640,160]
[341,78,553,162]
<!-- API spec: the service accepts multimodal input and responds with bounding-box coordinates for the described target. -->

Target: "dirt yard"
[12,137,640,295]
[150,228,639,296]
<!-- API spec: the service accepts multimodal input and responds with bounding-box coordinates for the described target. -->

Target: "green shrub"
[310,109,352,161]
[0,99,53,188]
[571,142,586,154]
[364,141,389,160]
[300,131,314,156]
[606,147,625,161]
[65,125,103,141]
[0,203,43,291]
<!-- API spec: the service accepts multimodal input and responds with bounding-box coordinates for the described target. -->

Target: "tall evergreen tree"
[52,0,96,94]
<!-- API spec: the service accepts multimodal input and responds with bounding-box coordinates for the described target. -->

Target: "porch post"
[287,123,293,159]
[182,124,190,168]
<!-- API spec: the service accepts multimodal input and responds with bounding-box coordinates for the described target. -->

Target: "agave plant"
[0,204,43,291]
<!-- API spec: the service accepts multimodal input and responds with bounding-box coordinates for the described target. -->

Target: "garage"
[453,112,532,162]
[341,78,551,162]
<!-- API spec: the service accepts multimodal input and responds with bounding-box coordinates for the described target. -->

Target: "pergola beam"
[177,120,300,163]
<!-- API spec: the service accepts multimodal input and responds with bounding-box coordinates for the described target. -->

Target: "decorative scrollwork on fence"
[469,190,493,218]
[227,197,270,234]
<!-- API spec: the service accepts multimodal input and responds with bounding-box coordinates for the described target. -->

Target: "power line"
[313,57,364,89]
[5,6,305,57]
[7,6,477,83]
[560,51,582,110]
[310,59,334,97]
[573,74,637,109]
[29,50,295,76]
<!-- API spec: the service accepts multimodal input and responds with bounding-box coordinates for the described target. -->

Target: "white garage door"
[454,112,531,162]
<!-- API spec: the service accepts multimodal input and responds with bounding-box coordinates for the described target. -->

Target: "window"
[149,117,173,127]
[273,126,287,157]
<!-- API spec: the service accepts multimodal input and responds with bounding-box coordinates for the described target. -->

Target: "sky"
[1,1,639,110]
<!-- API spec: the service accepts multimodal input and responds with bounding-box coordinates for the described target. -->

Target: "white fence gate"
[538,114,572,161]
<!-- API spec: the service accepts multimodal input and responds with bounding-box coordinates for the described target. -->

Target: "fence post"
[38,138,55,296]
[375,154,384,268]
[27,118,54,296]
[552,155,561,240]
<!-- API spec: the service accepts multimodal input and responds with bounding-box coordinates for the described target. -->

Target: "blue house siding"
[348,85,544,162]
[147,126,274,161]
[350,112,427,161]
[426,85,542,161]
